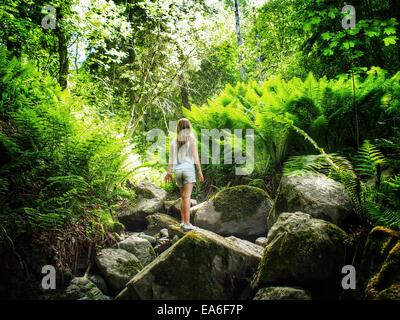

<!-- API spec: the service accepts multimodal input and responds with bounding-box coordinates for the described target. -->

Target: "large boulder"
[254,286,312,300]
[268,173,352,228]
[117,235,156,267]
[225,236,263,258]
[358,226,400,300]
[193,185,273,240]
[116,229,261,300]
[117,198,164,230]
[95,248,143,295]
[134,180,167,200]
[252,212,354,297]
[117,181,167,230]
[62,277,110,300]
[145,213,186,238]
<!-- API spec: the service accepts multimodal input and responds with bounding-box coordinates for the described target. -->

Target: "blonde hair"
[176,118,195,162]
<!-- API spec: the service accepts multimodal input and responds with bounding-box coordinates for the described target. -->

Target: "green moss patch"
[212,185,270,221]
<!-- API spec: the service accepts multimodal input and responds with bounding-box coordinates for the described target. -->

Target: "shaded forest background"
[1,0,400,298]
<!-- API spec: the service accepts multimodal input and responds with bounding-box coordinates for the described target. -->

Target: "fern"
[353,140,385,179]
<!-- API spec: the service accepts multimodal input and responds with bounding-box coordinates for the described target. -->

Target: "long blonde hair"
[176,118,195,162]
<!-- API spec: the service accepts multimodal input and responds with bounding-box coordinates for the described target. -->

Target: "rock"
[154,237,173,254]
[145,213,186,238]
[138,234,157,245]
[255,237,268,248]
[117,235,156,267]
[193,185,273,240]
[268,173,352,228]
[95,248,143,295]
[116,229,261,300]
[225,236,263,258]
[252,212,354,297]
[160,228,169,238]
[358,226,400,300]
[135,180,167,200]
[117,198,164,230]
[62,277,110,300]
[88,274,109,295]
[254,287,312,300]
[171,235,180,243]
[164,198,197,220]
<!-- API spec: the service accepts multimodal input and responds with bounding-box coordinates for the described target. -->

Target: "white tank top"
[171,139,195,171]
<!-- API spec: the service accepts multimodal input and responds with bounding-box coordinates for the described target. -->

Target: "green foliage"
[283,140,400,230]
[185,68,400,192]
[353,140,385,179]
[0,49,134,235]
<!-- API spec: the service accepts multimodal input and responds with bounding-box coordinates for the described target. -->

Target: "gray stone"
[117,198,164,230]
[145,213,186,238]
[116,229,261,300]
[255,237,268,248]
[135,180,167,200]
[138,233,157,245]
[193,185,273,240]
[88,274,109,295]
[252,212,354,291]
[62,277,110,300]
[118,235,156,266]
[95,248,143,295]
[268,173,352,228]
[160,228,169,238]
[254,287,312,300]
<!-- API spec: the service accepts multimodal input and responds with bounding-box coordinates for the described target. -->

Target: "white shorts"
[174,170,196,187]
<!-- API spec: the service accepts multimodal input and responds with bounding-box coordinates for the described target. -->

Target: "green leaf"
[342,41,355,50]
[383,36,398,46]
[384,26,397,35]
[323,48,334,56]
[321,32,331,40]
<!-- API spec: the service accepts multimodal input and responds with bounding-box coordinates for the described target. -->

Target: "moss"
[108,221,125,234]
[116,258,142,275]
[212,185,270,221]
[252,218,352,292]
[359,226,400,299]
[143,230,240,299]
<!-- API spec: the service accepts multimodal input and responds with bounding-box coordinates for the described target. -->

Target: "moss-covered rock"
[357,226,400,300]
[95,248,143,295]
[88,274,109,295]
[117,198,164,231]
[116,229,261,300]
[62,277,110,300]
[145,213,186,238]
[117,181,167,231]
[108,221,125,234]
[117,235,156,267]
[268,173,352,228]
[193,185,273,240]
[254,286,312,300]
[252,212,354,298]
[135,180,167,200]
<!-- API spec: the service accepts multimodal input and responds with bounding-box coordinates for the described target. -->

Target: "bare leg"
[181,183,193,225]
[179,187,184,223]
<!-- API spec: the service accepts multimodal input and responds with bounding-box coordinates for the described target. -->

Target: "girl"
[164,118,204,230]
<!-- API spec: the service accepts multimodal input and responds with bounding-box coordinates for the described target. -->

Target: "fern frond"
[354,140,385,178]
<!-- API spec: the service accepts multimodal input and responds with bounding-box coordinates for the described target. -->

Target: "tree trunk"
[56,22,69,90]
[179,74,190,110]
[234,0,245,81]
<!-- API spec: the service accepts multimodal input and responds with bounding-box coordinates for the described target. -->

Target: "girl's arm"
[192,137,204,182]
